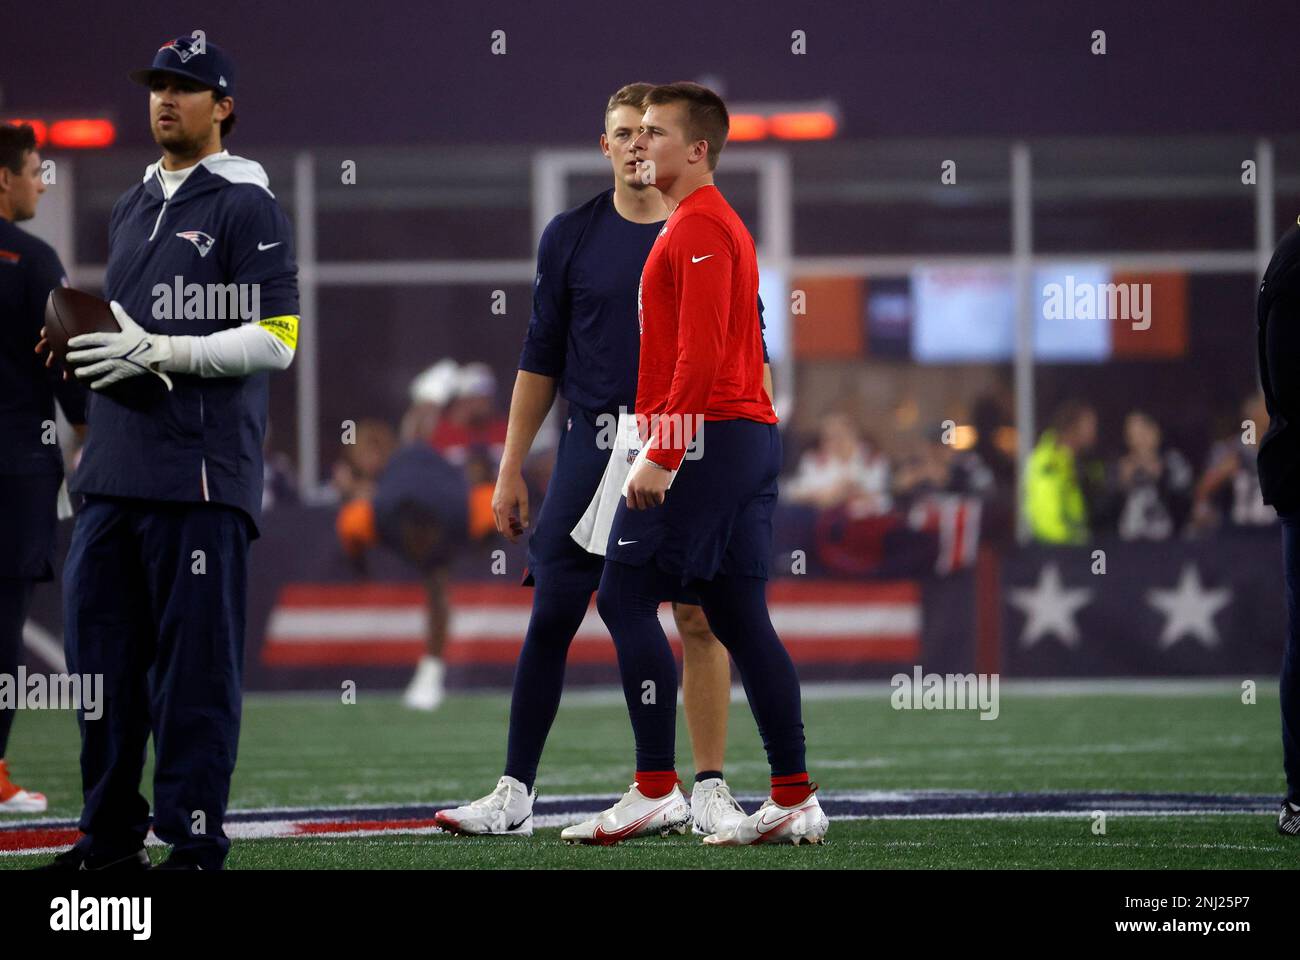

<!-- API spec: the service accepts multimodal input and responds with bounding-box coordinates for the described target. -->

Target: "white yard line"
[242,677,1259,707]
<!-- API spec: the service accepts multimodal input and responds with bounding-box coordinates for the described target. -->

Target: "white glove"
[66,301,174,391]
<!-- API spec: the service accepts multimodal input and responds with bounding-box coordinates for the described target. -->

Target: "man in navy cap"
[35,33,300,871]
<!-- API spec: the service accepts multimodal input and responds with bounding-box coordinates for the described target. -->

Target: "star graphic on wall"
[1145,563,1233,650]
[1008,562,1093,650]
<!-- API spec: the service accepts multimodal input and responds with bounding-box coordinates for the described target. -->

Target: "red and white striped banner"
[261,580,921,667]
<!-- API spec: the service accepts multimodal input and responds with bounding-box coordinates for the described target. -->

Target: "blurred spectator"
[371,442,470,712]
[262,451,298,511]
[261,420,299,512]
[968,393,1016,490]
[330,414,471,713]
[1189,391,1276,533]
[1108,410,1193,540]
[331,418,398,504]
[941,438,995,497]
[785,412,891,515]
[892,432,948,503]
[332,418,399,567]
[1024,400,1097,544]
[401,357,461,443]
[960,393,1017,544]
[430,362,509,487]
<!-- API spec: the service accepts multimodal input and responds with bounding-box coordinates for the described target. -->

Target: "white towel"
[56,477,73,520]
[570,411,676,556]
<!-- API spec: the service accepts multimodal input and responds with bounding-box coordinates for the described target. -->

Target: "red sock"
[771,773,813,807]
[636,770,679,799]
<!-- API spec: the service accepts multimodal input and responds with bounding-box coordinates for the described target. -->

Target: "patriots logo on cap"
[160,37,204,63]
[176,230,216,257]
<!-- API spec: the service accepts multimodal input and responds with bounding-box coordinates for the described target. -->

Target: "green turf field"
[1,681,1293,868]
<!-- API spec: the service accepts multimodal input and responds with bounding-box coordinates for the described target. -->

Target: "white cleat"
[0,788,47,814]
[434,776,535,836]
[691,777,746,836]
[0,760,47,813]
[403,655,445,712]
[702,791,828,846]
[560,783,691,845]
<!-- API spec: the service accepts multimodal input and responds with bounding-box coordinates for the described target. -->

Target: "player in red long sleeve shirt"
[559,83,827,847]
[632,183,775,477]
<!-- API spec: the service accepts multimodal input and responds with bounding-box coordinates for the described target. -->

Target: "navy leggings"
[503,573,595,788]
[0,579,35,758]
[596,559,806,776]
[1279,509,1300,802]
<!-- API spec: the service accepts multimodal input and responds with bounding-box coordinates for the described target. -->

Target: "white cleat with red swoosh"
[560,783,691,845]
[702,790,828,846]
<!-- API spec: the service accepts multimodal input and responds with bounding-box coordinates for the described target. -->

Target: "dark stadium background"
[5,0,1300,881]
[9,0,1297,143]
[5,0,1299,691]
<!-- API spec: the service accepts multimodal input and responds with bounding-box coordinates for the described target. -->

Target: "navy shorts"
[605,418,780,586]
[525,404,701,605]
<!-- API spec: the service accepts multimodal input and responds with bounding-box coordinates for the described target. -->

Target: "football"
[42,287,119,362]
[42,287,165,407]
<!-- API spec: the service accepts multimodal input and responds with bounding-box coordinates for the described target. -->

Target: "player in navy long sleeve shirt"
[0,124,86,813]
[436,85,770,838]
[565,83,825,847]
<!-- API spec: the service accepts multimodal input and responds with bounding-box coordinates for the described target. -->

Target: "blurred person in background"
[430,362,508,543]
[333,418,399,587]
[1107,410,1193,541]
[889,425,991,575]
[0,122,87,812]
[1024,400,1098,545]
[372,441,469,712]
[331,417,398,506]
[1190,391,1276,534]
[401,357,460,444]
[892,430,950,504]
[969,393,1017,494]
[964,393,1017,544]
[403,358,503,541]
[261,420,298,512]
[430,361,508,485]
[332,409,470,712]
[784,411,891,515]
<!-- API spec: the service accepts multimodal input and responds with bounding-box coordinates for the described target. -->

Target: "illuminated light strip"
[769,111,838,140]
[725,100,841,142]
[2,117,116,149]
[49,119,116,148]
[728,113,768,141]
